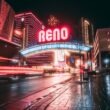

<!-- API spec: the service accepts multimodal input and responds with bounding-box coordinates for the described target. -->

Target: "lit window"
[108,45,110,48]
[107,32,110,35]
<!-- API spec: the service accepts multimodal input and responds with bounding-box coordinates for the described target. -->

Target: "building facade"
[94,28,110,69]
[80,17,94,70]
[0,0,19,65]
[14,12,44,48]
[0,0,15,41]
[81,17,94,45]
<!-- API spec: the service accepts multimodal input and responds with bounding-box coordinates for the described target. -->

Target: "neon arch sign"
[38,27,69,43]
[20,42,91,57]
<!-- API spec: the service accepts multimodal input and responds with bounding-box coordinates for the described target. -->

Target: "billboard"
[0,0,15,40]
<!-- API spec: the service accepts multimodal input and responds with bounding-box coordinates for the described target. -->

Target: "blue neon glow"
[20,42,92,57]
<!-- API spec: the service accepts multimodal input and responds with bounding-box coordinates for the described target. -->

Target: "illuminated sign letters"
[38,27,68,43]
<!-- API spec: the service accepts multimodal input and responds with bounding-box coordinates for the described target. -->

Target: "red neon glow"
[46,29,52,41]
[14,30,22,37]
[61,27,68,40]
[53,28,60,41]
[38,30,45,42]
[38,27,69,43]
[0,66,43,75]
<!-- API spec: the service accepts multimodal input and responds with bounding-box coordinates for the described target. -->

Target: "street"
[0,73,72,107]
[0,73,110,110]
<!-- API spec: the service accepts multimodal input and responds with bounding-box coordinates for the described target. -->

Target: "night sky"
[6,0,110,30]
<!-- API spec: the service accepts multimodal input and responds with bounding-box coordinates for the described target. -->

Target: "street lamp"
[104,58,110,68]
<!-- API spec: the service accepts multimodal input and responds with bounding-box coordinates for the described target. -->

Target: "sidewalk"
[45,76,110,110]
[25,75,110,110]
[28,79,96,110]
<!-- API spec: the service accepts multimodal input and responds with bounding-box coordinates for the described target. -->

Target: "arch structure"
[20,42,92,57]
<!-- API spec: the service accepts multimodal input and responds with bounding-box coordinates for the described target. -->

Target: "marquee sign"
[20,42,92,57]
[38,27,69,43]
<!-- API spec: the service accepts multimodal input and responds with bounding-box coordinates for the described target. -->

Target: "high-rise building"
[94,28,110,69]
[81,17,94,45]
[80,18,94,70]
[14,12,44,48]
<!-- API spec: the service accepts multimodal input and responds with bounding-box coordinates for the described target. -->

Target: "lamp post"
[21,17,28,66]
[78,42,83,82]
[21,17,26,49]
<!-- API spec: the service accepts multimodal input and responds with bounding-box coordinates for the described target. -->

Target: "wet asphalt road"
[90,75,110,110]
[32,74,110,110]
[0,74,110,110]
[0,74,72,106]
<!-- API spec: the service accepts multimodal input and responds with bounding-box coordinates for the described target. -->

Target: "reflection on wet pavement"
[46,75,110,110]
[1,74,110,110]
